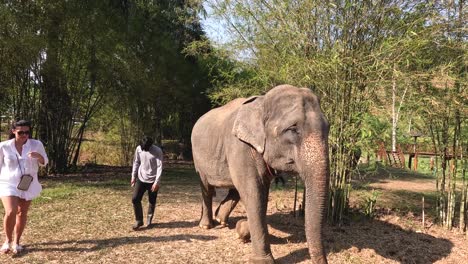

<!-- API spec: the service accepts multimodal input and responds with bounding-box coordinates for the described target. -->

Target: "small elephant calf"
[235,219,250,243]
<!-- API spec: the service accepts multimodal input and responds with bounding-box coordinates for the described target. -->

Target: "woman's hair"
[140,136,154,151]
[9,119,31,139]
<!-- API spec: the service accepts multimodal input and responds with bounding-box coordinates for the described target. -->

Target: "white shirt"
[0,138,49,200]
[131,145,163,184]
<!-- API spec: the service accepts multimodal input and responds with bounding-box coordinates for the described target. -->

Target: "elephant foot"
[249,254,275,264]
[214,218,228,228]
[235,219,250,243]
[199,223,213,229]
[199,217,213,229]
[235,234,250,243]
[198,222,213,229]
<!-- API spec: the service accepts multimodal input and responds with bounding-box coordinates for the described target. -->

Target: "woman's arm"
[28,140,48,166]
[0,144,4,169]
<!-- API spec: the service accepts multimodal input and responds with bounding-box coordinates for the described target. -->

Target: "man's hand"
[151,183,159,192]
[131,177,136,187]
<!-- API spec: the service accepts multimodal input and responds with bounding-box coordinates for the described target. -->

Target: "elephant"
[236,219,251,243]
[191,84,330,264]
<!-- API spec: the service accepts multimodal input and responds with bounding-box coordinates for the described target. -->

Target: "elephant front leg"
[242,185,275,264]
[215,188,240,227]
[199,178,215,229]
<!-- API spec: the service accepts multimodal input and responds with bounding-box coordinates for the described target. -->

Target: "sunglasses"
[17,131,30,136]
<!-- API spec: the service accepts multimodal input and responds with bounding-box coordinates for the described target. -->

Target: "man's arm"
[151,147,163,191]
[131,147,141,186]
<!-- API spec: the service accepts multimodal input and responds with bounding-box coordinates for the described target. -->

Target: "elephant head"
[233,84,329,264]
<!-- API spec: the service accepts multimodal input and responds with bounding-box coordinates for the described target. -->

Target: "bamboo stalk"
[460,143,468,235]
[422,196,425,231]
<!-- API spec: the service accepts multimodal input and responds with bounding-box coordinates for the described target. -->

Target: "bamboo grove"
[0,0,212,172]
[198,0,467,228]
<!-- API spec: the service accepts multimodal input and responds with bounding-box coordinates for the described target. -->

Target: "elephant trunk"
[299,133,329,264]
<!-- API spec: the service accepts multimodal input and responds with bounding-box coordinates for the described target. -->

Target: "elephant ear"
[232,96,265,154]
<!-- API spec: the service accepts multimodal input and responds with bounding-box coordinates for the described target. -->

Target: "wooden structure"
[378,142,405,168]
[378,137,463,171]
[408,130,423,170]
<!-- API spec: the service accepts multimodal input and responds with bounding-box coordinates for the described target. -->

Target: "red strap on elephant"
[249,148,275,179]
[265,163,275,178]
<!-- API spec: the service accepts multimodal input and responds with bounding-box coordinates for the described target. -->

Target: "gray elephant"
[236,219,250,243]
[191,85,329,264]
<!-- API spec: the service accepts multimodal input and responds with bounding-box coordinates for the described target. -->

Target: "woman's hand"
[28,151,44,165]
[131,177,136,187]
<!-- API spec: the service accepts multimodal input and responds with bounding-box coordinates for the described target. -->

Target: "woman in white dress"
[0,120,48,254]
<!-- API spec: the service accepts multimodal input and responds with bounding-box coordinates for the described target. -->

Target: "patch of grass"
[79,131,125,166]
[415,156,433,174]
[362,190,381,218]
[163,168,199,185]
[354,188,435,216]
[380,190,438,216]
[359,162,436,180]
[352,163,442,219]
[33,184,83,205]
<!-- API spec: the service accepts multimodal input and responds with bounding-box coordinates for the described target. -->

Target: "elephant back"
[191,98,246,174]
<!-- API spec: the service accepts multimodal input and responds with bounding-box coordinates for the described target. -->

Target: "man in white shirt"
[130,136,163,230]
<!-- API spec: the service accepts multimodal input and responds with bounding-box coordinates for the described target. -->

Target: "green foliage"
[80,132,123,166]
[185,39,269,104]
[0,0,212,170]
[359,113,391,153]
[194,0,466,225]
[362,190,381,218]
[105,0,213,148]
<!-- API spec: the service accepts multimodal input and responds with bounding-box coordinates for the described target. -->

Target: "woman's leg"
[1,196,19,244]
[14,198,31,245]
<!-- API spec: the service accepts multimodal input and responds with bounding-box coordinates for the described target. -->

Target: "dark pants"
[132,179,158,224]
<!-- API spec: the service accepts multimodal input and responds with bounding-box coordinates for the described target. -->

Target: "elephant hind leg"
[236,219,250,243]
[199,176,215,229]
[215,188,240,227]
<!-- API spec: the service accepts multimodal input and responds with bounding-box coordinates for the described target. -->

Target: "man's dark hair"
[140,136,154,151]
[9,119,32,139]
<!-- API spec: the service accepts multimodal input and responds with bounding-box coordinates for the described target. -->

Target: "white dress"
[0,139,49,200]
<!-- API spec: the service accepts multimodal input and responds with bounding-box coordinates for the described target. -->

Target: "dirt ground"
[0,163,466,263]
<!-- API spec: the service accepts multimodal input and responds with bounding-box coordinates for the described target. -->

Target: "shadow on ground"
[263,212,453,264]
[355,163,434,184]
[26,234,216,254]
[155,220,199,229]
[41,165,200,191]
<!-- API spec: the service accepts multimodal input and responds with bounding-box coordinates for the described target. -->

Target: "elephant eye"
[285,125,299,134]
